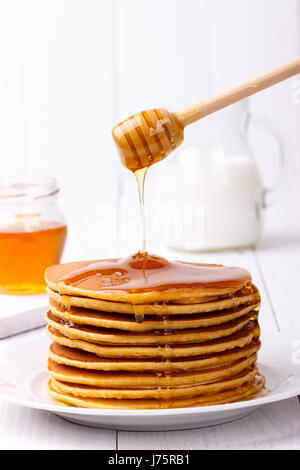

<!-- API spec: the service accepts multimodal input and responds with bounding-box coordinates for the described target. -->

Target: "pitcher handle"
[247,115,294,207]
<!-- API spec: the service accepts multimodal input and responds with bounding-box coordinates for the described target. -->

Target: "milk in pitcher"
[155,147,264,251]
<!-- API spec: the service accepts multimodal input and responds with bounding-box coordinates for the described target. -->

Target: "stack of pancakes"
[45,256,265,409]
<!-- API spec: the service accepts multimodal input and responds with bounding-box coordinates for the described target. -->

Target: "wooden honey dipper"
[112,57,300,172]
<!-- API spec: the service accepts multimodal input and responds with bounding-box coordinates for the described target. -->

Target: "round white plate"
[0,329,299,431]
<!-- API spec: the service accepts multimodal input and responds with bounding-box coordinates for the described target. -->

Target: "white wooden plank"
[0,0,25,176]
[0,399,116,450]
[209,0,299,89]
[114,0,211,118]
[11,0,122,262]
[118,397,300,450]
[208,0,300,194]
[17,0,117,179]
[254,162,300,338]
[255,230,300,338]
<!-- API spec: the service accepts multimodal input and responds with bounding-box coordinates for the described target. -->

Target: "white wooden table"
[0,194,299,450]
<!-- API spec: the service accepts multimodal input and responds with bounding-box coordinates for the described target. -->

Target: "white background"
[0,0,299,261]
[0,0,300,450]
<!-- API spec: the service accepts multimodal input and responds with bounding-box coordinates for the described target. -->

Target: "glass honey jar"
[0,177,67,294]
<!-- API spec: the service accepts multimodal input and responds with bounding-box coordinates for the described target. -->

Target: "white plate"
[0,329,299,431]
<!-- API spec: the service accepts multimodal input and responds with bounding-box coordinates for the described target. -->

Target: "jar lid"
[0,177,59,203]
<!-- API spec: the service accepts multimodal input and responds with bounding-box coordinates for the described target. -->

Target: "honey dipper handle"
[174,57,300,128]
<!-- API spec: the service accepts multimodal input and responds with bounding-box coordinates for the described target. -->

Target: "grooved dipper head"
[112,108,183,172]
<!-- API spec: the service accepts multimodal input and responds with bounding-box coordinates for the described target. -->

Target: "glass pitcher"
[154,99,288,251]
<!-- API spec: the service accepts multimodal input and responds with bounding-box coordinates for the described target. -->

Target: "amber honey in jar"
[0,177,67,294]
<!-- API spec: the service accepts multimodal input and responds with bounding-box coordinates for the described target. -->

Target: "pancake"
[46,285,260,316]
[46,321,260,358]
[47,375,265,409]
[48,339,261,371]
[48,297,260,331]
[45,256,252,304]
[45,311,258,345]
[45,253,265,409]
[48,353,257,388]
[49,367,258,399]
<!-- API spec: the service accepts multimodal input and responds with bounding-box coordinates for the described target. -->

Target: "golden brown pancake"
[45,311,258,345]
[46,321,260,358]
[48,353,257,388]
[48,339,261,371]
[49,367,258,399]
[45,256,252,304]
[48,297,260,331]
[47,375,265,409]
[46,285,260,316]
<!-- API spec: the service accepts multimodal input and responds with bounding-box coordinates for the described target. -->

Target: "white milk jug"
[154,100,287,251]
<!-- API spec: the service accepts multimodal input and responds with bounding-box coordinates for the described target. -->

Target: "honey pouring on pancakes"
[51,57,300,406]
[44,109,266,409]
